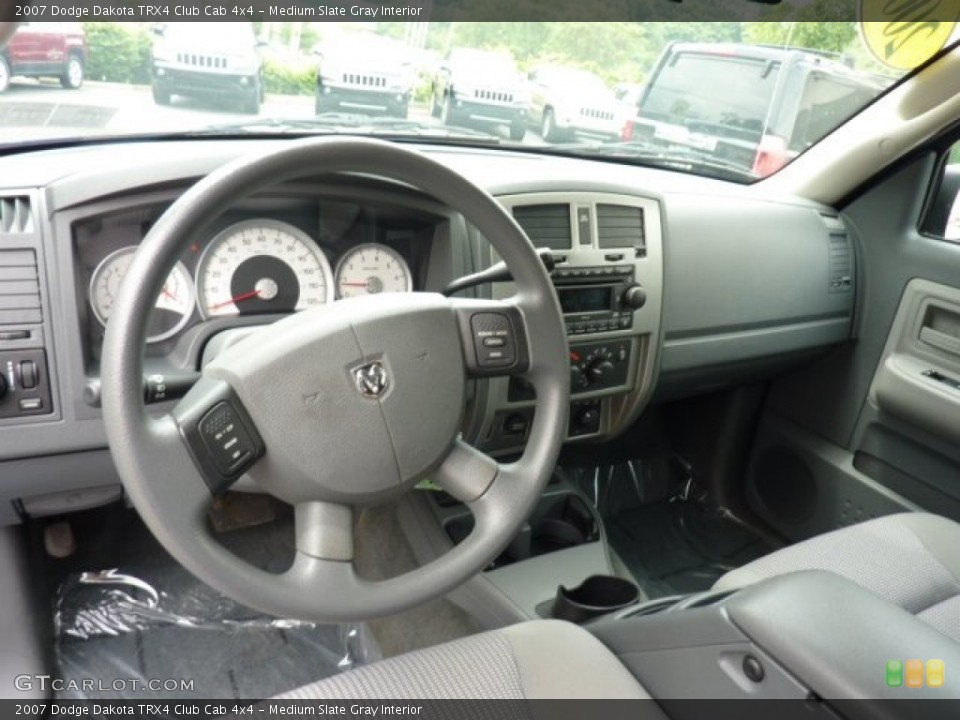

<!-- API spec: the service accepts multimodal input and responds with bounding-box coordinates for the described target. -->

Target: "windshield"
[0,21,945,181]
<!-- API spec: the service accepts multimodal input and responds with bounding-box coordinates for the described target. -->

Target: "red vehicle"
[0,22,88,94]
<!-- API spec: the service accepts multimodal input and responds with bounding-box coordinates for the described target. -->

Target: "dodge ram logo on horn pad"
[354,361,389,398]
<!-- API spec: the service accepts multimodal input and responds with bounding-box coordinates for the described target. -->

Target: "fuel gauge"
[89,246,195,343]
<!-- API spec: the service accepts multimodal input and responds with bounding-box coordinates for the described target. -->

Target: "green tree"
[744,22,857,53]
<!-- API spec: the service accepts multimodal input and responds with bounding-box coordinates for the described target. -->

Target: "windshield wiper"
[186,115,362,136]
[187,115,500,144]
[541,140,759,182]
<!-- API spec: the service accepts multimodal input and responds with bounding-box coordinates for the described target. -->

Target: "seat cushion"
[714,512,960,640]
[277,619,656,702]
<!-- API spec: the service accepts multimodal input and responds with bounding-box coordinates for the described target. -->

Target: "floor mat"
[47,502,380,700]
[606,499,775,599]
[563,460,777,600]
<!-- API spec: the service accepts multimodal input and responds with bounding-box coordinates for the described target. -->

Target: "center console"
[472,192,663,454]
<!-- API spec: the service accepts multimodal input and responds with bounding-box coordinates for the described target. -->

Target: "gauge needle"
[340,282,369,287]
[208,289,261,311]
[161,287,178,302]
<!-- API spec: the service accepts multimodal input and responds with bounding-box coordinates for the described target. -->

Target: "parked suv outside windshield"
[0,21,925,181]
[625,42,889,176]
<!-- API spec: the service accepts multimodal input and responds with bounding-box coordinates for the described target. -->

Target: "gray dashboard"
[0,138,855,523]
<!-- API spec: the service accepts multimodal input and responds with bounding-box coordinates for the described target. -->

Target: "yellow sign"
[859,0,959,70]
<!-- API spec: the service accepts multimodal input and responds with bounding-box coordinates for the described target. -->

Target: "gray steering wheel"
[101,137,569,622]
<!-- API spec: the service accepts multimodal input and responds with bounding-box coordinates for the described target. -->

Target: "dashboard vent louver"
[0,249,41,325]
[512,204,572,250]
[597,204,645,254]
[821,214,852,294]
[0,196,34,235]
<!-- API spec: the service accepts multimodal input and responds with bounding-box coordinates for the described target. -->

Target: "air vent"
[0,250,42,325]
[512,204,572,250]
[822,214,852,294]
[0,196,33,235]
[597,204,645,254]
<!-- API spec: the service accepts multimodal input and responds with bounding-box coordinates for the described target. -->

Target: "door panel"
[870,280,960,445]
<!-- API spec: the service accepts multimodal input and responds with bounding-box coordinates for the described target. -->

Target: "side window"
[923,142,960,242]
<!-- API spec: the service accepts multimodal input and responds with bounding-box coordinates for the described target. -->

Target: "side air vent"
[0,250,42,325]
[512,204,572,250]
[0,196,34,235]
[597,204,645,256]
[821,214,852,294]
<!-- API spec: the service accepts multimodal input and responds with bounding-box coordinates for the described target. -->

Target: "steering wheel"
[100,137,569,622]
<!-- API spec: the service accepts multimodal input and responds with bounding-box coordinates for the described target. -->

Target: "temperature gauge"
[89,246,195,343]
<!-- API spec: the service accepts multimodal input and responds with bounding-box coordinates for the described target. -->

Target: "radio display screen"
[558,286,612,314]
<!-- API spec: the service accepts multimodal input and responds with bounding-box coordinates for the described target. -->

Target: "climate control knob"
[570,365,588,391]
[621,283,647,310]
[588,359,616,383]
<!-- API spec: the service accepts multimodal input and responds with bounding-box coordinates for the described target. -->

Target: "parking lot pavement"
[0,79,552,146]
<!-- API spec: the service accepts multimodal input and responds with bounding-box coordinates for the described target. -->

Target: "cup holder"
[550,574,640,624]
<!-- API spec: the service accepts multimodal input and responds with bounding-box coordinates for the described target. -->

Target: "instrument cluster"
[76,198,432,362]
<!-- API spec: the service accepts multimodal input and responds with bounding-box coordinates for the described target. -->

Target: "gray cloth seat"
[278,619,658,702]
[714,512,960,642]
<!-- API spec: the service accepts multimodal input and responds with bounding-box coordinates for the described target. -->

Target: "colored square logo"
[927,660,945,688]
[906,659,924,688]
[886,660,903,687]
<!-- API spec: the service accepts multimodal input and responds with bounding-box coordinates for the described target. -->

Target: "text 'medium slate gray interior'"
[2,20,960,710]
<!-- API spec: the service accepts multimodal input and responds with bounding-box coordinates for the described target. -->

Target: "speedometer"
[335,244,413,299]
[196,220,333,319]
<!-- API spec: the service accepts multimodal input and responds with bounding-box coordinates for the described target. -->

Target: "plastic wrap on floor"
[54,569,381,700]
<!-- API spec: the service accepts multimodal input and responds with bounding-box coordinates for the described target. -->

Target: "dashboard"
[0,138,857,524]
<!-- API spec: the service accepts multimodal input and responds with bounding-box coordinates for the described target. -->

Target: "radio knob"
[621,283,647,310]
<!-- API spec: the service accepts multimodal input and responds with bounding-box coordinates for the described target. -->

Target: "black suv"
[624,42,887,176]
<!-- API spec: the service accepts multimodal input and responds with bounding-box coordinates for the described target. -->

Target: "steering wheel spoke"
[171,376,266,495]
[294,501,354,561]
[450,297,531,379]
[433,438,501,503]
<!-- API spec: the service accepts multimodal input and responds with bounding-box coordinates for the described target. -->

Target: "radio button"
[618,315,632,329]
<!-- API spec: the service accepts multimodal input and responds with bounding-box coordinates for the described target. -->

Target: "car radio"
[553,265,647,336]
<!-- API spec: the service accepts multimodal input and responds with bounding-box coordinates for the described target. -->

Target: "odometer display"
[196,220,333,318]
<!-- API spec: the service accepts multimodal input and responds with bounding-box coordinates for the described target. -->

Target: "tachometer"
[335,243,413,299]
[196,220,333,318]
[89,247,195,344]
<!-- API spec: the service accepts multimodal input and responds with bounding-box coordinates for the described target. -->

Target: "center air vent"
[597,204,645,255]
[0,196,33,235]
[512,204,572,251]
[0,250,41,325]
